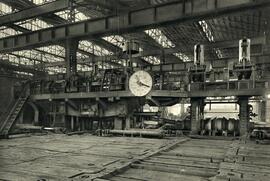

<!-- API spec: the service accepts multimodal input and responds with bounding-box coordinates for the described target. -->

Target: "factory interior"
[0,0,270,180]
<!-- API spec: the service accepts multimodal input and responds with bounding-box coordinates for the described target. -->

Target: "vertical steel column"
[238,96,249,136]
[259,100,266,122]
[266,99,270,123]
[114,117,122,130]
[159,50,165,90]
[180,102,185,115]
[190,97,205,134]
[28,102,39,125]
[125,115,131,130]
[65,39,79,78]
[71,116,74,131]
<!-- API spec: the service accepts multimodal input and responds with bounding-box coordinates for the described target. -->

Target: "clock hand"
[137,81,151,88]
[134,74,151,87]
[141,82,151,87]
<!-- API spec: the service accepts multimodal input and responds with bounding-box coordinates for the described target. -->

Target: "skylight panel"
[55,10,89,22]
[46,66,66,74]
[214,48,223,59]
[14,71,33,76]
[0,3,14,15]
[173,52,192,62]
[0,27,19,38]
[77,64,92,72]
[145,28,191,62]
[144,28,175,48]
[37,45,65,57]
[79,40,113,56]
[15,18,52,31]
[75,10,89,21]
[199,20,214,42]
[102,35,125,48]
[142,56,161,65]
[199,20,224,58]
[32,0,57,5]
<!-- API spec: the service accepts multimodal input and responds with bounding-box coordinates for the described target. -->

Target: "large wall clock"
[129,70,153,97]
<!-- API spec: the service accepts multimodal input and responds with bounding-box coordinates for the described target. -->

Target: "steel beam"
[0,0,70,26]
[30,90,187,100]
[40,53,270,74]
[0,0,147,66]
[0,60,44,74]
[30,87,269,100]
[77,0,126,12]
[1,0,269,53]
[141,54,270,73]
[1,0,124,67]
[147,96,161,106]
[5,24,66,61]
[42,35,267,68]
[24,53,270,77]
[189,88,268,97]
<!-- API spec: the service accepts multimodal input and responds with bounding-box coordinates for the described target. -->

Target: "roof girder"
[0,0,269,53]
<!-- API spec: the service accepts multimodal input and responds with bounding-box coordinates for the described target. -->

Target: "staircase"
[0,84,29,138]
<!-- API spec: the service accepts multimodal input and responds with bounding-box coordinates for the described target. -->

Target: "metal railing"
[0,81,30,133]
[0,99,16,130]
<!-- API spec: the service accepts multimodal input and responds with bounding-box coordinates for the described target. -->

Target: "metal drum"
[228,119,235,132]
[204,118,212,131]
[214,118,223,131]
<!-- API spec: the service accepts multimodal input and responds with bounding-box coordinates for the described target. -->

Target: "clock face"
[129,70,153,97]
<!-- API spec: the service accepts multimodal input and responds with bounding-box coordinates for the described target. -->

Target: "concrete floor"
[0,134,175,180]
[0,134,270,181]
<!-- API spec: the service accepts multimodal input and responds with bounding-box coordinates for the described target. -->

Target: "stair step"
[1,95,28,135]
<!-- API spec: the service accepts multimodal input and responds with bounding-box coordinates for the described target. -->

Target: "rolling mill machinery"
[10,37,268,138]
[26,40,145,133]
[189,38,260,136]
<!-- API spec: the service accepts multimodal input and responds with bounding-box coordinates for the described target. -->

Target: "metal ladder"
[0,85,29,138]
